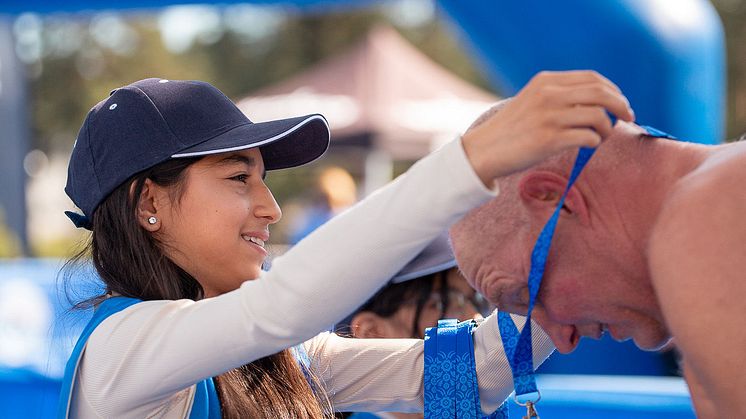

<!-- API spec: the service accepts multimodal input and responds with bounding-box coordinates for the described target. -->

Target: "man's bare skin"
[450,118,746,417]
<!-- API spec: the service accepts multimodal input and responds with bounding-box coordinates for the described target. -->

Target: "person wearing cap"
[341,232,491,341]
[449,117,746,417]
[338,233,553,419]
[59,71,633,418]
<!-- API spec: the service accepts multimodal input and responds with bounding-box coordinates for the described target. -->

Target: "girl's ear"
[518,171,590,225]
[349,312,388,339]
[134,179,162,232]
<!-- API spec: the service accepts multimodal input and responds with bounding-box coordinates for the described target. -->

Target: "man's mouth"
[570,326,580,350]
[600,323,609,337]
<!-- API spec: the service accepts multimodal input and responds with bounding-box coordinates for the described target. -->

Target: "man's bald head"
[450,120,684,352]
[451,121,660,303]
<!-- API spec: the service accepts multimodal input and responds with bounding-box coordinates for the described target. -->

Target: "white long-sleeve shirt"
[69,138,555,418]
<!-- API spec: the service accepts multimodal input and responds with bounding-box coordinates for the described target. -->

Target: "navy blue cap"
[65,78,330,229]
[335,231,457,332]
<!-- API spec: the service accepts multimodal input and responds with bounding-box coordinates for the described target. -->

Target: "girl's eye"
[424,299,442,312]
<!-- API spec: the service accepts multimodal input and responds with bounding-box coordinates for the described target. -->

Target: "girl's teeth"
[243,236,264,247]
[254,238,264,247]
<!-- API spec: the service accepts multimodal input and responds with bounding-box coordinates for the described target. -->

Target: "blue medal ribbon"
[498,145,596,398]
[498,124,677,404]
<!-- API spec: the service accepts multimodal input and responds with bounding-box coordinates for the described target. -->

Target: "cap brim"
[171,114,330,170]
[391,231,457,284]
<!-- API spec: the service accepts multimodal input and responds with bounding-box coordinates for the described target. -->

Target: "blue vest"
[57,297,222,418]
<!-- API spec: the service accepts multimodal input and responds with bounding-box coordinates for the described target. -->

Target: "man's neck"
[624,137,711,245]
[582,135,711,322]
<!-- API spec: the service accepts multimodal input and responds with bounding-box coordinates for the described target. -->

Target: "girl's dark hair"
[65,157,331,418]
[347,272,449,339]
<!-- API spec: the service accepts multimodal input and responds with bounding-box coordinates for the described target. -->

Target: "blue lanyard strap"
[498,124,678,401]
[424,319,508,418]
[498,145,596,397]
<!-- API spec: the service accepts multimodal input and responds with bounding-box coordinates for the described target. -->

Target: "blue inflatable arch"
[438,0,724,144]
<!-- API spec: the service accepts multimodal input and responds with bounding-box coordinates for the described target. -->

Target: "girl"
[59,72,633,418]
[339,232,516,419]
[341,232,493,342]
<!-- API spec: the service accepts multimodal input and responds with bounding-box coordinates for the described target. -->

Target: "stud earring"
[147,216,157,225]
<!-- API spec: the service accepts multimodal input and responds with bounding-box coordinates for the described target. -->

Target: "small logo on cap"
[109,103,117,110]
[159,79,170,83]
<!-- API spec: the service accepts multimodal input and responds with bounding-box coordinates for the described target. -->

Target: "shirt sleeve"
[303,312,555,414]
[77,137,500,415]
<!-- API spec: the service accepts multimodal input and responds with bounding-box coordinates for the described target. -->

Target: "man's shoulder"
[647,143,746,285]
[683,142,746,194]
[659,142,746,218]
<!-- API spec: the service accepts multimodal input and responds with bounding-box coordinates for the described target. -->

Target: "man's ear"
[518,172,589,225]
[350,312,388,339]
[133,178,163,232]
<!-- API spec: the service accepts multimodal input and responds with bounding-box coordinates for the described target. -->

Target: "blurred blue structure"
[438,0,725,145]
[537,335,676,376]
[0,18,29,255]
[506,375,695,419]
[0,1,722,417]
[0,260,96,418]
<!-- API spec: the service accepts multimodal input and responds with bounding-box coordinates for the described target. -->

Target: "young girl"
[59,72,633,418]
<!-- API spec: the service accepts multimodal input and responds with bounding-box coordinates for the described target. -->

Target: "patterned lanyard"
[424,319,508,418]
[497,124,677,418]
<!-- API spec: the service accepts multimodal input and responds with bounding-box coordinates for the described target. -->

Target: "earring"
[147,216,157,225]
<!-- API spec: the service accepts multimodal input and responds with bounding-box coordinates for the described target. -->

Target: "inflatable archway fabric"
[438,0,725,144]
[1,0,726,144]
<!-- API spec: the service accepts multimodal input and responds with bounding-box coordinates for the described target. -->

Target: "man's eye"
[231,174,248,183]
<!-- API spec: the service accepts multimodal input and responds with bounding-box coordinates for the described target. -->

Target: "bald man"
[450,113,745,417]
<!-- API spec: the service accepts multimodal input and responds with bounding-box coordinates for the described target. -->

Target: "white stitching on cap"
[170,115,330,158]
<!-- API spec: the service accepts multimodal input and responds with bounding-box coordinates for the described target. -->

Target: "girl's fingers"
[557,84,634,122]
[531,70,623,93]
[554,127,603,149]
[554,105,614,139]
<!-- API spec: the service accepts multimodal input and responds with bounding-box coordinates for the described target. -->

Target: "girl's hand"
[462,70,635,186]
